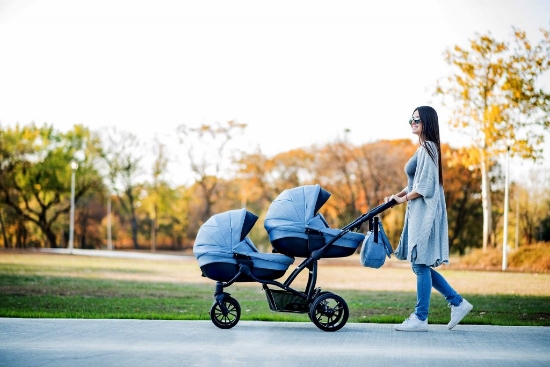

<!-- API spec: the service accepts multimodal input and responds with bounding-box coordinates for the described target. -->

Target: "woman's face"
[410,110,422,137]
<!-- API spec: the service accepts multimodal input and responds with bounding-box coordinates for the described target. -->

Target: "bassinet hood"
[194,208,259,255]
[264,185,331,229]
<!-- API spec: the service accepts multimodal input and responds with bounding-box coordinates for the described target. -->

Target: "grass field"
[1,251,549,326]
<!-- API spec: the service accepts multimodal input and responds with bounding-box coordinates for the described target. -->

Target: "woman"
[384,106,473,332]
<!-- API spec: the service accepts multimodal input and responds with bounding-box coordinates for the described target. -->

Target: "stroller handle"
[311,199,397,260]
[341,199,397,232]
[367,199,397,218]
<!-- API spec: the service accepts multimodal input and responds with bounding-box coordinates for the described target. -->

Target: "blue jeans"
[412,263,463,321]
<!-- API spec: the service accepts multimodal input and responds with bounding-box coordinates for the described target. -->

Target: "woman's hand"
[393,195,407,205]
[384,194,407,205]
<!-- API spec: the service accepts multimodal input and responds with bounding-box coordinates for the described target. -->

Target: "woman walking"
[384,106,473,331]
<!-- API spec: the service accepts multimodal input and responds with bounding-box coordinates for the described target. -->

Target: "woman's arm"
[384,190,422,205]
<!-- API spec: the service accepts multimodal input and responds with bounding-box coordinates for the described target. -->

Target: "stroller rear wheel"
[210,296,241,329]
[309,292,349,332]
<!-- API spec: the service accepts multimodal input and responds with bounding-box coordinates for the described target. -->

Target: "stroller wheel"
[210,296,241,329]
[309,292,349,332]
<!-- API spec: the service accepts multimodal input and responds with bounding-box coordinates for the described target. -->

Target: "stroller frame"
[209,200,395,332]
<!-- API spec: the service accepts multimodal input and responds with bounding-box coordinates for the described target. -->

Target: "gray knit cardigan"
[394,142,449,267]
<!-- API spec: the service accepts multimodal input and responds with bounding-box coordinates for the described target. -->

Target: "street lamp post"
[515,196,519,250]
[502,139,514,271]
[68,160,78,254]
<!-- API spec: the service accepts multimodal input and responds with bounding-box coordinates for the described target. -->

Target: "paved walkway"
[1,318,548,367]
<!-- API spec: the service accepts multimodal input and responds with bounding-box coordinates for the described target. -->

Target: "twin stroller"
[193,184,394,332]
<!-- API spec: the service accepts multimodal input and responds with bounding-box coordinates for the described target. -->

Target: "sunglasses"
[409,117,421,125]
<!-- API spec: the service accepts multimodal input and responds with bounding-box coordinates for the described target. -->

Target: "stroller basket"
[265,288,308,313]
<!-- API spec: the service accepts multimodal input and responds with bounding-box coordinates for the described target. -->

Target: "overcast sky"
[0,0,549,185]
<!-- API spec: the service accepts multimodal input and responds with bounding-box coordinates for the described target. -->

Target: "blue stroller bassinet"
[194,208,295,282]
[264,184,365,258]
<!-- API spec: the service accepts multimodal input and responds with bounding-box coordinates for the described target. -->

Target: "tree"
[0,208,9,247]
[315,136,359,225]
[268,149,315,195]
[442,145,483,254]
[177,120,246,223]
[235,149,274,207]
[148,139,169,252]
[538,213,550,242]
[0,123,103,247]
[236,147,315,209]
[75,190,107,249]
[102,128,145,250]
[311,138,415,230]
[352,139,417,211]
[436,27,550,251]
[517,169,550,244]
[351,140,417,244]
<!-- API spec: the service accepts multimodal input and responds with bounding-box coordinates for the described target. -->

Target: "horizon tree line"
[1,27,549,252]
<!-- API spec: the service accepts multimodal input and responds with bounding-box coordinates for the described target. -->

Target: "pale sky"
[0,0,549,186]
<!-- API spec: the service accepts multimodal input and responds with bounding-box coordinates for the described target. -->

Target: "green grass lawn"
[1,251,549,326]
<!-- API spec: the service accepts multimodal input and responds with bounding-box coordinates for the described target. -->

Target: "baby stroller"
[194,184,394,332]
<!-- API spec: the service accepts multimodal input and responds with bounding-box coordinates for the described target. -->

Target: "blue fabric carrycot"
[264,184,365,258]
[194,208,295,282]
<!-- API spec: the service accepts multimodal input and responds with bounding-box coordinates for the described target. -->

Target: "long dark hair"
[415,106,443,186]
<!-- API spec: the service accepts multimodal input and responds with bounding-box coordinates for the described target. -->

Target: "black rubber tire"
[309,292,349,332]
[210,296,241,329]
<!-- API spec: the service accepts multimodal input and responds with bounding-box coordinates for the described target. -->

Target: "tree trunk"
[480,149,493,251]
[200,181,216,224]
[15,221,25,248]
[130,210,139,250]
[124,189,140,250]
[44,226,58,248]
[80,214,88,249]
[0,210,9,248]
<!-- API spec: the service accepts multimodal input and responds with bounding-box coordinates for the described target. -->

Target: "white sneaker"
[448,299,473,330]
[394,313,428,332]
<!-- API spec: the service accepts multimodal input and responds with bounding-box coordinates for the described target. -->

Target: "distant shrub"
[458,243,550,273]
[508,243,550,273]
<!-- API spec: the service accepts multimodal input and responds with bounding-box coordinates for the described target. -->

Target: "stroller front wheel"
[309,292,349,332]
[210,296,241,329]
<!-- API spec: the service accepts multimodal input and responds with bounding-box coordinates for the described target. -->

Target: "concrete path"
[1,318,548,367]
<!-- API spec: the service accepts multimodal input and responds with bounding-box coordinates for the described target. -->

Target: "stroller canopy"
[264,184,365,258]
[264,184,331,233]
[194,208,259,259]
[194,208,295,281]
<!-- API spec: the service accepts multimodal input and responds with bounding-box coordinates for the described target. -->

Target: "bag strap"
[373,217,379,243]
[377,221,394,257]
